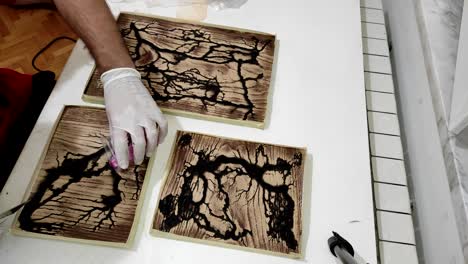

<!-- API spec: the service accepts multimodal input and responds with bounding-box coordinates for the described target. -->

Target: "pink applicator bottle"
[99,135,134,171]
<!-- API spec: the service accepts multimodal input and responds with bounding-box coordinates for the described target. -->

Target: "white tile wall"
[364,54,392,74]
[366,91,397,113]
[372,157,407,185]
[361,2,419,263]
[361,0,384,9]
[370,133,403,159]
[361,8,385,24]
[377,211,416,244]
[365,72,394,93]
[368,111,400,135]
[380,242,419,264]
[363,38,390,56]
[374,183,411,213]
[361,22,387,39]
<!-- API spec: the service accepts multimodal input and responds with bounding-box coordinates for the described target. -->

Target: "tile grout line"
[365,89,394,95]
[376,208,411,215]
[360,6,384,11]
[379,239,416,246]
[371,155,403,161]
[363,52,390,58]
[368,109,397,115]
[362,35,387,41]
[373,180,407,187]
[360,20,386,26]
[369,131,401,137]
[364,70,393,75]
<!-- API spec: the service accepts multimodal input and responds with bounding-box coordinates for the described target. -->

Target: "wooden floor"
[0,5,77,77]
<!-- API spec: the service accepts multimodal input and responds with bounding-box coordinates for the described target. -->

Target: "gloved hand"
[102,67,168,169]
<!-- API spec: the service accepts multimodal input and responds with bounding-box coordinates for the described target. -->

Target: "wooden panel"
[365,72,394,93]
[368,111,400,135]
[152,131,306,257]
[12,106,149,247]
[364,54,392,74]
[362,37,389,56]
[377,211,416,244]
[380,242,419,264]
[372,157,407,185]
[370,134,404,159]
[366,91,397,113]
[374,183,411,213]
[361,22,387,39]
[361,8,385,24]
[84,13,276,128]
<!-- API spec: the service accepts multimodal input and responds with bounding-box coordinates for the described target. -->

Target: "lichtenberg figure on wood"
[153,131,305,256]
[14,106,149,245]
[84,13,276,127]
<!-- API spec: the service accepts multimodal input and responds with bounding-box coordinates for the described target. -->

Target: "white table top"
[0,1,376,263]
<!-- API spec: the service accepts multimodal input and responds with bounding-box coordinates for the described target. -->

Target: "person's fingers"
[131,126,146,165]
[142,121,158,157]
[112,128,129,169]
[149,106,168,144]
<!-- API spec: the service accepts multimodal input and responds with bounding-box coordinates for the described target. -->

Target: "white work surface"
[0,0,376,263]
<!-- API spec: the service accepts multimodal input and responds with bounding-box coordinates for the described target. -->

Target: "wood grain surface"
[0,6,77,76]
[84,13,275,127]
[153,131,305,256]
[13,106,149,246]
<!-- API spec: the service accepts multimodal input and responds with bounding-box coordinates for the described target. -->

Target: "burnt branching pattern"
[84,14,275,124]
[16,106,148,244]
[18,148,143,236]
[155,132,304,254]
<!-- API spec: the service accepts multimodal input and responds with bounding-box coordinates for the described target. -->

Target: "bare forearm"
[52,0,133,72]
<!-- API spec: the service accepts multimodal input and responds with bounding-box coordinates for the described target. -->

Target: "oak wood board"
[83,12,276,128]
[152,131,305,257]
[11,105,152,248]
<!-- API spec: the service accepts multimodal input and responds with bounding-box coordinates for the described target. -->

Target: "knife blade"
[0,199,30,220]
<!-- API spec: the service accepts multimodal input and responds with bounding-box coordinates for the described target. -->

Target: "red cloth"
[0,68,33,148]
[0,0,16,4]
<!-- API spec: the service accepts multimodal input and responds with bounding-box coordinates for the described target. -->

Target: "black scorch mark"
[120,21,271,120]
[157,134,302,250]
[18,148,143,235]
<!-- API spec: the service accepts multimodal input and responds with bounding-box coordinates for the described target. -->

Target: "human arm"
[52,0,167,168]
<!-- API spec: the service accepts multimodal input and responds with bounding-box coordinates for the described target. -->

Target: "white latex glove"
[102,67,168,169]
